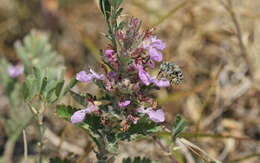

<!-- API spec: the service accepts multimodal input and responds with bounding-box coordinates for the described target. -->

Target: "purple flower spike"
[147,108,165,122]
[76,71,94,82]
[71,110,87,124]
[118,100,131,108]
[8,65,24,78]
[138,68,151,85]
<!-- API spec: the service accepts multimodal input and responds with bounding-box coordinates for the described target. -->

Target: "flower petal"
[138,68,151,85]
[137,105,146,113]
[105,49,114,56]
[152,78,170,87]
[90,69,104,80]
[147,109,165,122]
[118,100,131,108]
[137,106,152,114]
[127,115,138,124]
[76,71,94,82]
[148,47,163,62]
[151,37,166,50]
[71,110,86,124]
[85,104,99,113]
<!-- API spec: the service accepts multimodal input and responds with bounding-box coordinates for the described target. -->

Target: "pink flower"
[150,36,166,50]
[76,71,94,82]
[105,49,118,69]
[143,36,166,62]
[137,105,147,114]
[127,115,138,124]
[105,49,114,56]
[8,65,24,78]
[147,108,165,122]
[150,61,155,69]
[105,49,116,62]
[71,104,99,124]
[148,47,163,62]
[137,67,170,87]
[118,100,131,108]
[89,69,104,80]
[71,110,87,124]
[151,76,170,87]
[137,106,165,122]
[85,104,99,113]
[138,67,151,86]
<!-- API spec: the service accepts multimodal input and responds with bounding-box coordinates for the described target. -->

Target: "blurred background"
[0,0,260,162]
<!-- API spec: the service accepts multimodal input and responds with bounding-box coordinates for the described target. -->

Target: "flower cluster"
[71,17,172,130]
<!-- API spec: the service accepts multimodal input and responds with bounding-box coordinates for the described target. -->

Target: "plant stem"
[220,0,254,80]
[37,101,47,163]
[22,129,28,163]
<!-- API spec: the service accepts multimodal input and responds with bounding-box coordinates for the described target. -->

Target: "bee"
[158,62,183,85]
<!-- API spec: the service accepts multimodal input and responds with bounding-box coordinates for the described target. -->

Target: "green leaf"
[119,118,160,141]
[83,114,103,130]
[60,67,65,81]
[56,105,77,120]
[49,157,73,163]
[55,80,65,98]
[23,75,38,101]
[23,79,30,101]
[15,30,64,79]
[45,81,58,95]
[118,20,126,30]
[33,67,42,93]
[116,8,123,18]
[70,90,88,107]
[15,42,30,71]
[62,77,78,96]
[172,115,187,140]
[99,0,111,20]
[115,0,123,9]
[33,66,41,80]
[30,78,39,100]
[40,77,48,96]
[172,149,184,163]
